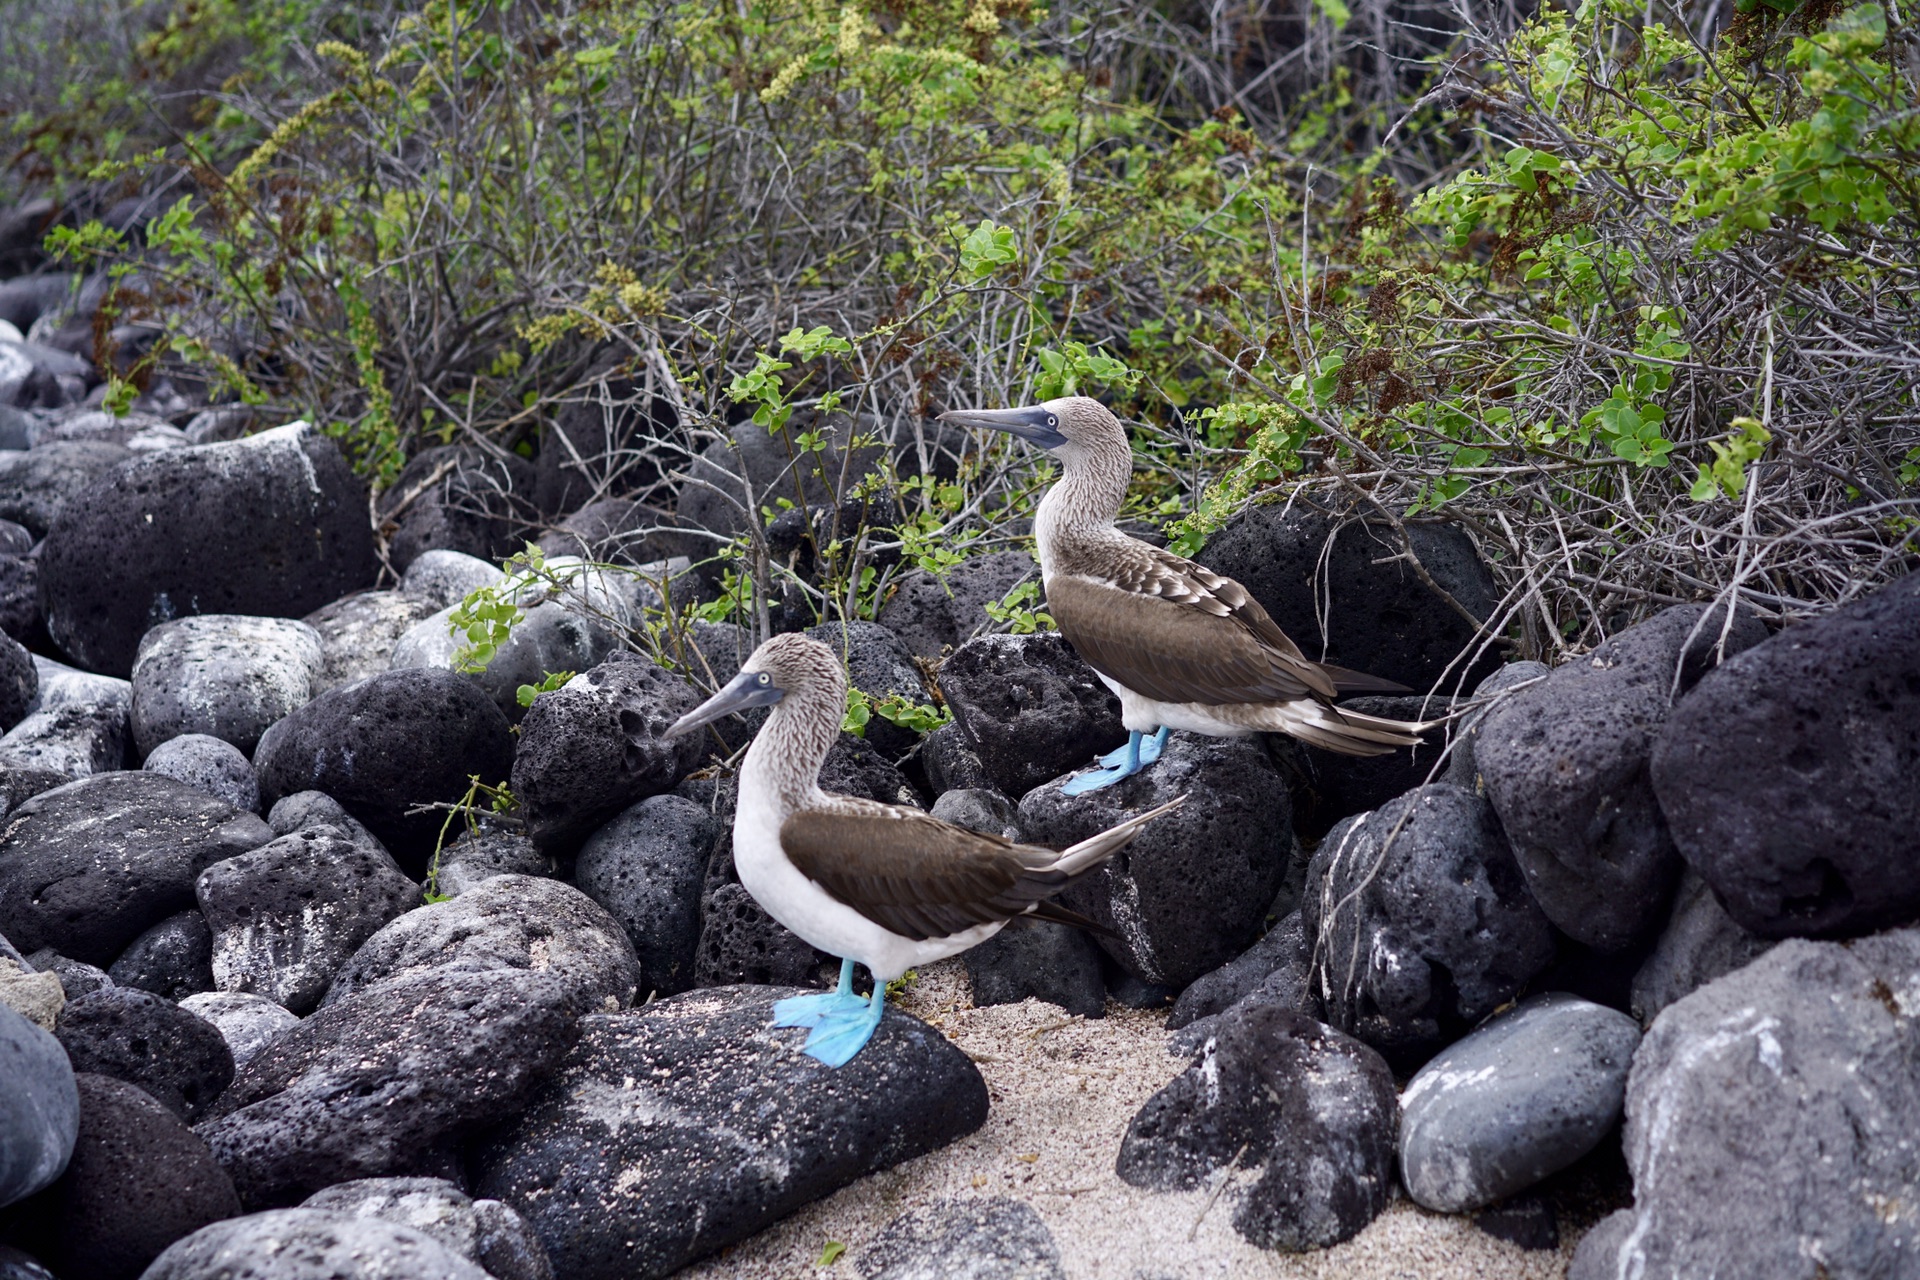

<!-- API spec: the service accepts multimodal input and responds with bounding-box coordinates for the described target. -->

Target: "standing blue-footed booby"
[666,633,1185,1066]
[939,396,1442,793]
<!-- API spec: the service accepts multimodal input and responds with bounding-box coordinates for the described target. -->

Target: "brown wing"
[1047,547,1340,706]
[780,803,1079,942]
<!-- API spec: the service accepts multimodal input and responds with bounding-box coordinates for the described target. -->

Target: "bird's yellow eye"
[757,673,770,685]
[1047,415,1058,428]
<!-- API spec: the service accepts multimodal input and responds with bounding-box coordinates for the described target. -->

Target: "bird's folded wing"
[1047,553,1339,706]
[781,802,1070,942]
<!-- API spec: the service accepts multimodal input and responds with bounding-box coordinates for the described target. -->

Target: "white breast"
[730,787,1006,983]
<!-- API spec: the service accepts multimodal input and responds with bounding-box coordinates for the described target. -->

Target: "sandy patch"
[683,960,1580,1279]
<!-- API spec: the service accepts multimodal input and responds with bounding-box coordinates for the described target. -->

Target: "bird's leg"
[799,983,888,1068]
[1140,726,1170,764]
[1063,727,1159,795]
[1096,730,1144,769]
[772,957,870,1031]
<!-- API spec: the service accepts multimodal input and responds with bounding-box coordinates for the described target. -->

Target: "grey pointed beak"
[938,404,1069,451]
[665,669,786,738]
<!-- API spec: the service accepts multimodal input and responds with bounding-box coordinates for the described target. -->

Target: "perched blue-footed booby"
[666,633,1185,1066]
[939,396,1443,793]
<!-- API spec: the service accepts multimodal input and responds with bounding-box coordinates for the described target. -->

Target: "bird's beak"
[665,669,786,738]
[938,404,1068,451]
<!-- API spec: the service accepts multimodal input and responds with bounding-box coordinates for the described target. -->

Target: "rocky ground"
[0,260,1917,1280]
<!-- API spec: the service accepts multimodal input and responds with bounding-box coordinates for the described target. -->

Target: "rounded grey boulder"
[178,991,303,1069]
[1571,928,1920,1280]
[1398,992,1641,1213]
[129,615,324,757]
[300,1178,552,1280]
[142,1208,491,1280]
[0,1001,77,1208]
[321,874,640,1014]
[143,733,260,813]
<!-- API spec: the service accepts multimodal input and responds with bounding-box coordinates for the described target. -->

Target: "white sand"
[683,960,1581,1279]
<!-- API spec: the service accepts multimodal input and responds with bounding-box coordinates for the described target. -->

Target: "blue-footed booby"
[940,396,1442,793]
[666,633,1185,1066]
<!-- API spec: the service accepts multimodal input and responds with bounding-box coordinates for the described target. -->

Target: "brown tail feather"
[1318,663,1415,696]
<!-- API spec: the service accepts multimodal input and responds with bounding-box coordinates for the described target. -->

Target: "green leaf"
[816,1241,847,1267]
[959,219,1019,281]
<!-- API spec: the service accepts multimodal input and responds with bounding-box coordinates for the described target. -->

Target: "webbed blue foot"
[1095,727,1169,769]
[772,957,867,1029]
[798,987,887,1067]
[1065,727,1167,795]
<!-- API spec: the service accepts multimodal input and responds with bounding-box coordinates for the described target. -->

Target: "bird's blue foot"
[1096,727,1169,769]
[1065,727,1167,795]
[773,957,866,1030]
[796,987,887,1067]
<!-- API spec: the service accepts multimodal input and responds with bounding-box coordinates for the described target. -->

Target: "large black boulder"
[1570,928,1920,1280]
[0,772,272,965]
[876,551,1042,659]
[1194,501,1502,692]
[106,909,215,1001]
[1117,1004,1398,1252]
[1168,908,1314,1033]
[197,968,580,1208]
[1651,575,1920,939]
[803,620,928,758]
[1302,783,1555,1069]
[3,1073,241,1280]
[574,795,714,1000]
[321,874,640,1014]
[53,986,234,1123]
[937,633,1125,797]
[1474,604,1767,951]
[253,668,516,872]
[1018,733,1293,989]
[471,986,988,1280]
[511,652,702,855]
[196,828,420,1014]
[39,423,375,676]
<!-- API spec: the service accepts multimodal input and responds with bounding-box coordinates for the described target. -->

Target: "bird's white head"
[665,632,848,740]
[938,395,1128,471]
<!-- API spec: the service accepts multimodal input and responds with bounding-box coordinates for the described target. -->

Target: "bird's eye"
[757,673,770,686]
[1047,414,1058,428]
